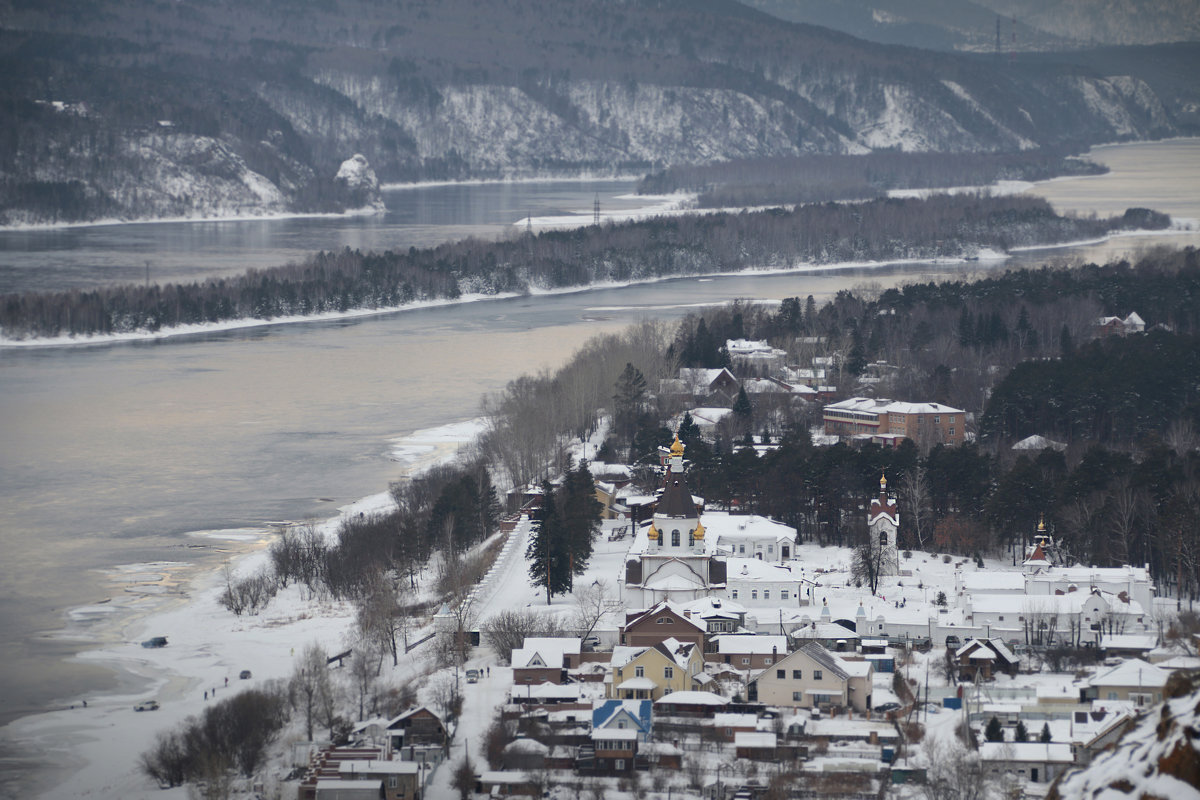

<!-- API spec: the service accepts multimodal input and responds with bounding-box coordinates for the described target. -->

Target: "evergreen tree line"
[637,148,1108,208]
[526,462,604,604]
[673,422,1200,602]
[1,193,1163,339]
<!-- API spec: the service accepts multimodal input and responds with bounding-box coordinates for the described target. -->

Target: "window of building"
[814,670,823,681]
[767,544,774,554]
[934,416,940,423]
[389,776,398,789]
[880,530,887,545]
[1107,691,1118,700]
[731,590,738,599]
[689,533,695,547]
[949,428,955,436]
[777,669,786,679]
[949,415,956,423]
[742,657,750,665]
[617,720,626,728]
[739,544,745,554]
[781,590,789,600]
[635,666,645,678]
[763,590,770,600]
[793,669,802,679]
[792,691,803,702]
[615,759,625,771]
[764,657,773,665]
[663,687,672,695]
[664,667,674,679]
[998,616,1004,621]
[752,590,758,600]
[672,530,681,547]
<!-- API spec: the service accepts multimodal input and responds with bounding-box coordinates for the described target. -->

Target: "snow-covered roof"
[824,397,965,415]
[678,595,747,619]
[1012,434,1067,452]
[1088,659,1169,689]
[339,760,420,776]
[734,732,777,748]
[503,738,549,755]
[711,634,789,655]
[961,571,1027,592]
[979,742,1074,764]
[654,691,729,706]
[726,558,809,583]
[705,511,796,542]
[615,677,658,691]
[714,712,759,727]
[790,622,860,640]
[511,637,581,670]
[1100,634,1158,651]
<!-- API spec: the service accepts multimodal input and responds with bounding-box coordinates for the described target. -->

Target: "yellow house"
[608,637,707,700]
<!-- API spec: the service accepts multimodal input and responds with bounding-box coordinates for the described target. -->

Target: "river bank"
[0,419,486,800]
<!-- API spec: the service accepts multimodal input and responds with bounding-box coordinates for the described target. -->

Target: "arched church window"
[880,530,888,545]
[688,533,695,547]
[671,530,680,547]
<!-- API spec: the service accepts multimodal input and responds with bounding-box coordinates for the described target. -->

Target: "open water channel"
[0,141,1197,740]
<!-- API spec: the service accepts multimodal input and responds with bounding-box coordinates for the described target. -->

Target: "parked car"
[239,670,252,680]
[465,669,480,684]
[140,636,168,648]
[875,702,901,714]
[134,700,159,712]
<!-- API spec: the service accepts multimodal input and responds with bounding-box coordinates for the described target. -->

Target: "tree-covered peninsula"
[0,194,1169,340]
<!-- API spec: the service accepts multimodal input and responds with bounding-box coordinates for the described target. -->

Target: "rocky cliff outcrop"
[1049,670,1200,800]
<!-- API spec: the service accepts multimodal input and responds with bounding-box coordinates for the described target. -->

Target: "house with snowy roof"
[1083,659,1170,707]
[724,558,815,607]
[605,637,706,701]
[952,638,1020,682]
[726,338,787,372]
[592,698,652,741]
[1094,312,1145,337]
[705,634,789,670]
[677,596,748,635]
[979,741,1075,786]
[750,642,874,713]
[706,511,797,561]
[661,367,741,404]
[822,397,965,450]
[512,637,582,685]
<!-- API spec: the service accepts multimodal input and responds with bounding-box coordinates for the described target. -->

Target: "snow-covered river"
[0,141,1198,735]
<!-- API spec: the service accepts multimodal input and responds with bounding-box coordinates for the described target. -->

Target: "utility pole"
[593,193,600,226]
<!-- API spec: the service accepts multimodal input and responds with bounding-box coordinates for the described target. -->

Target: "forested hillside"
[2,0,1198,224]
[0,194,1162,339]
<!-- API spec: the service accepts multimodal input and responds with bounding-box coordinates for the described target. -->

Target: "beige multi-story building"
[751,642,874,713]
[607,637,707,701]
[822,397,965,449]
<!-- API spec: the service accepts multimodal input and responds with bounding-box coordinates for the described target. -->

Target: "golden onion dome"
[692,521,705,540]
[670,435,685,457]
[647,523,660,541]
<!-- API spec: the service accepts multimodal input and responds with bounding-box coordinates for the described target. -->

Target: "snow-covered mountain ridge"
[2,0,1198,225]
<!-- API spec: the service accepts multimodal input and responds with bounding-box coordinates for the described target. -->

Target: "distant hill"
[2,0,1199,224]
[738,0,1200,51]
